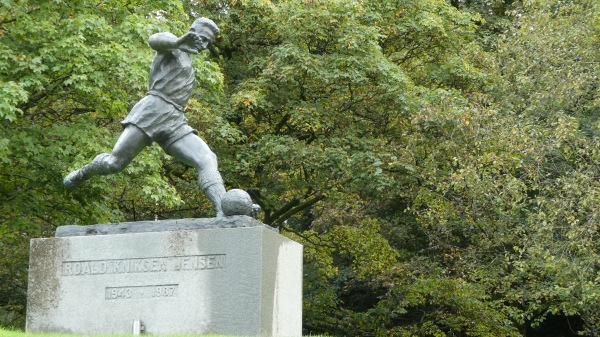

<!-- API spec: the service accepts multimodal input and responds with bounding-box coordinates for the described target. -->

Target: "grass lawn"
[0,328,326,337]
[0,327,250,337]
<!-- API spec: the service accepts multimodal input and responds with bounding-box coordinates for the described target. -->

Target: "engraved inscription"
[62,254,226,276]
[105,284,178,300]
[175,255,225,271]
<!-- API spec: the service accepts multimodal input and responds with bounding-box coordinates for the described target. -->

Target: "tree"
[190,0,522,335]
[1,0,598,335]
[0,0,223,327]
[491,0,600,333]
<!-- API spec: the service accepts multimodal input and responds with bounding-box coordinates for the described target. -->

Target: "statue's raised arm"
[147,32,180,52]
[148,19,219,54]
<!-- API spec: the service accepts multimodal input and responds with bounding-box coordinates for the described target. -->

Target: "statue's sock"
[199,171,226,217]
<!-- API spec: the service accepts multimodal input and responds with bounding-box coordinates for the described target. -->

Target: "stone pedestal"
[26,216,303,336]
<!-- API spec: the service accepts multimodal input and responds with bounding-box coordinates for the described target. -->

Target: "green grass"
[0,328,327,337]
[0,327,243,337]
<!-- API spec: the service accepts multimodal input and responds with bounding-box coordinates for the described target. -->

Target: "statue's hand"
[176,32,200,54]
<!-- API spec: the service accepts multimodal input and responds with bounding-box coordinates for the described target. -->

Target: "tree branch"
[271,193,326,226]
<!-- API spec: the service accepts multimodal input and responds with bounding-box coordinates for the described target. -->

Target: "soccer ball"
[221,189,253,216]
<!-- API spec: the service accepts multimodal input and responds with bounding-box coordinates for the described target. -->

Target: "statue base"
[25,216,303,336]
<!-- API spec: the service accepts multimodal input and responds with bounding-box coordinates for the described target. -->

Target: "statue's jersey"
[121,41,198,151]
[148,47,195,108]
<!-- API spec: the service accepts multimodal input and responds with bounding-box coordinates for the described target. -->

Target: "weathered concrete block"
[26,217,302,336]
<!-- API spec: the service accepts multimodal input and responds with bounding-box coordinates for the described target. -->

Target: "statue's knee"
[196,151,218,168]
[206,150,218,163]
[208,153,220,169]
[92,153,125,174]
[93,153,111,163]
[106,157,126,174]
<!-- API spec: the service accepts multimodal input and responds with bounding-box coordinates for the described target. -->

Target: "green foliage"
[0,0,222,328]
[1,0,598,335]
[490,0,600,333]
[0,326,281,337]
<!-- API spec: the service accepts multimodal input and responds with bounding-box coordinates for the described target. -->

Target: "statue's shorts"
[121,95,198,152]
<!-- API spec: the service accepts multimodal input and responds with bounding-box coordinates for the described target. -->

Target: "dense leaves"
[1,0,598,336]
[0,0,220,327]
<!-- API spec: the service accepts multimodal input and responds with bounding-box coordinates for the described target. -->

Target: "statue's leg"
[167,134,226,217]
[63,125,151,189]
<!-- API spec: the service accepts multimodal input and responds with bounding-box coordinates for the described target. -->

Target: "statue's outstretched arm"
[148,32,200,54]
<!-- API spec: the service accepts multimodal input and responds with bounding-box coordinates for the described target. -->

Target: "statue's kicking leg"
[167,133,226,217]
[63,125,152,189]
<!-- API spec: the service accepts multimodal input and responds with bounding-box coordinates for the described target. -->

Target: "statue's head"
[189,18,220,50]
